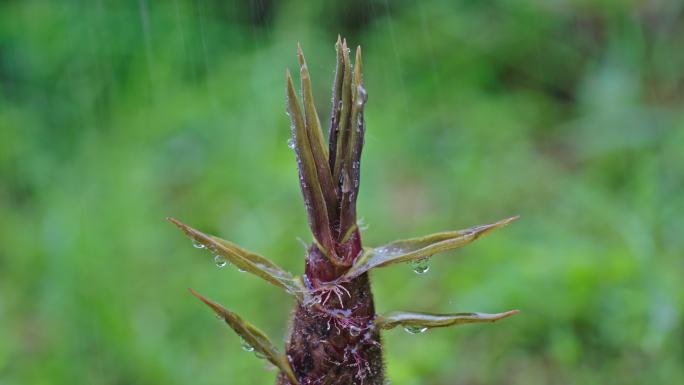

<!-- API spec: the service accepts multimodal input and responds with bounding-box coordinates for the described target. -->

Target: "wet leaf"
[286,71,336,256]
[333,39,353,188]
[339,46,367,234]
[375,310,520,330]
[338,216,519,281]
[297,43,339,225]
[327,36,345,171]
[189,289,300,385]
[168,218,305,299]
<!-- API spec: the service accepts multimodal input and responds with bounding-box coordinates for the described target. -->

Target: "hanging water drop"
[192,240,205,249]
[403,325,428,334]
[410,256,431,274]
[214,254,228,268]
[287,138,295,149]
[237,267,246,273]
[240,338,255,352]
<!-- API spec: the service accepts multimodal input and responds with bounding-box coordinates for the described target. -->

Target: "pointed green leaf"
[297,43,339,224]
[286,71,336,255]
[338,216,519,281]
[189,289,300,385]
[168,218,305,299]
[375,310,520,330]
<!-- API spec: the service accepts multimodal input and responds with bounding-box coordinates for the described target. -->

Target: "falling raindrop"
[192,240,205,249]
[240,338,255,352]
[410,257,431,274]
[287,138,295,149]
[403,325,428,334]
[214,254,228,268]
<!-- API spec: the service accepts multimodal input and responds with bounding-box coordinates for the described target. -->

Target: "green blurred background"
[1,0,683,384]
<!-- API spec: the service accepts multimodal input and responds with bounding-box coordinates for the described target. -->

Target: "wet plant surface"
[169,39,518,385]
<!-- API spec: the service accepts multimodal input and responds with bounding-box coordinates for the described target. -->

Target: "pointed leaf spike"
[333,39,353,185]
[328,36,345,171]
[296,41,305,66]
[286,71,337,256]
[297,44,338,224]
[354,46,363,83]
[375,310,520,331]
[338,45,368,235]
[167,218,305,299]
[338,216,520,281]
[188,289,300,385]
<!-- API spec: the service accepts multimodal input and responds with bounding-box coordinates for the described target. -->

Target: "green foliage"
[1,1,683,385]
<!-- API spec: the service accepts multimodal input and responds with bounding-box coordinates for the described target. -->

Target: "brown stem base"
[277,273,384,385]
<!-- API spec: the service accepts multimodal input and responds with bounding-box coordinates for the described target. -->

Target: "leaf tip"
[286,70,298,100]
[506,215,521,223]
[167,217,194,238]
[501,309,520,318]
[296,42,305,67]
[485,309,520,323]
[188,288,224,316]
[187,287,203,300]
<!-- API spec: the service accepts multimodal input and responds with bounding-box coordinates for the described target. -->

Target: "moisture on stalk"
[168,37,519,385]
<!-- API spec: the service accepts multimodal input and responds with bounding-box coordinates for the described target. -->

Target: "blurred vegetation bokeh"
[1,1,683,384]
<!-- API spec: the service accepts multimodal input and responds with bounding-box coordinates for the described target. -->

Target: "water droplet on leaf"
[240,338,255,352]
[287,138,295,149]
[403,325,428,334]
[410,257,431,274]
[214,255,228,268]
[192,240,205,249]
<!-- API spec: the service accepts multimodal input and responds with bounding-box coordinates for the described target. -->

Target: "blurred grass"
[1,1,683,384]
